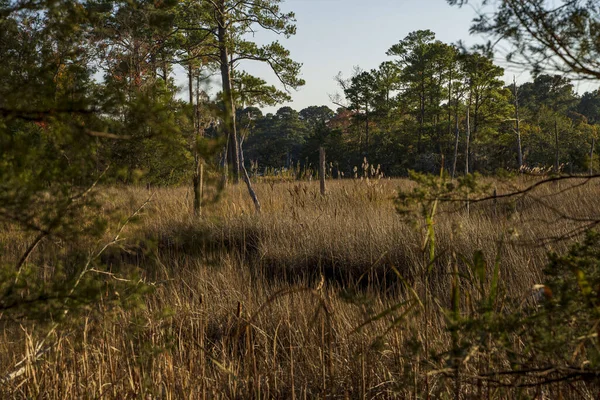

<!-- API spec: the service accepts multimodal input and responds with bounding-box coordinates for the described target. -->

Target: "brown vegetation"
[1,177,599,398]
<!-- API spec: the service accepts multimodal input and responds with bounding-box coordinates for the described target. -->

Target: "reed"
[1,176,598,398]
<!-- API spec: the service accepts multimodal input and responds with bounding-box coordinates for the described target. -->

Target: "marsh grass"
[1,176,600,398]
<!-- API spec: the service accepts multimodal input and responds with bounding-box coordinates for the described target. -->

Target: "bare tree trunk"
[514,77,523,171]
[217,0,240,184]
[465,93,471,176]
[319,146,326,196]
[418,81,425,152]
[448,66,453,162]
[221,136,229,188]
[471,93,479,173]
[365,107,369,158]
[451,104,460,179]
[240,137,261,213]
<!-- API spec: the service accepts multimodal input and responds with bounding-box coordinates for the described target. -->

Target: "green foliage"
[245,106,310,169]
[448,0,600,81]
[396,170,483,220]
[440,229,600,389]
[233,25,599,177]
[0,0,187,327]
[233,71,292,107]
[391,170,600,391]
[577,90,600,124]
[101,81,193,185]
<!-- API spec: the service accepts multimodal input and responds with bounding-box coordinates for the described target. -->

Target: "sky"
[190,0,598,114]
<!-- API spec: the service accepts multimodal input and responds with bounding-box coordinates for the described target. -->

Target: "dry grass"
[1,176,600,398]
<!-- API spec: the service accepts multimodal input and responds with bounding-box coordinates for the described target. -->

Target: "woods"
[3,0,596,190]
[243,36,599,178]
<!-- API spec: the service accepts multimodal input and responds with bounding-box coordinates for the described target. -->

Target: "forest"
[2,0,600,398]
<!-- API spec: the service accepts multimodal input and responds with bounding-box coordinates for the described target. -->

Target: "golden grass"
[1,176,600,398]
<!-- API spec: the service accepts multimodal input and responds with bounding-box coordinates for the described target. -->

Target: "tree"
[517,74,579,170]
[577,91,600,125]
[93,0,177,93]
[447,0,600,81]
[388,31,458,165]
[0,0,180,324]
[387,30,438,153]
[174,2,224,214]
[344,70,377,157]
[460,49,511,172]
[88,0,194,185]
[299,106,335,132]
[299,106,335,174]
[449,50,468,177]
[371,61,401,116]
[182,0,305,184]
[518,74,577,113]
[275,107,308,168]
[512,77,524,170]
[232,71,291,109]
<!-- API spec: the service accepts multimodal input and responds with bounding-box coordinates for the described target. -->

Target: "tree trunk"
[319,146,326,196]
[188,62,202,216]
[193,162,202,215]
[193,73,204,216]
[591,138,595,176]
[514,77,523,171]
[221,134,229,188]
[448,67,453,158]
[452,103,460,179]
[418,79,425,152]
[554,119,559,172]
[162,57,169,82]
[217,1,240,184]
[240,137,261,213]
[365,107,369,158]
[196,73,202,135]
[471,92,479,173]
[355,106,362,157]
[188,63,194,118]
[465,93,471,176]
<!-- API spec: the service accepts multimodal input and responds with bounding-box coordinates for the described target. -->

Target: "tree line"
[243,30,600,179]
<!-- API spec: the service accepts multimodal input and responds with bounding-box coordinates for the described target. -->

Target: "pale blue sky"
[245,0,478,113]
[192,0,597,114]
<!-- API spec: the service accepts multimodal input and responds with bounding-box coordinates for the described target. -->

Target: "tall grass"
[1,176,599,398]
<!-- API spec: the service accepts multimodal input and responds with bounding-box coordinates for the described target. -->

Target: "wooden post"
[493,187,497,219]
[590,138,595,176]
[319,146,326,196]
[554,119,560,173]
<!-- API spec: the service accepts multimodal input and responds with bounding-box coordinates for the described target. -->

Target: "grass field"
[1,176,600,398]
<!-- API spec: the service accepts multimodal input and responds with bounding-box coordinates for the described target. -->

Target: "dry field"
[1,176,600,398]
